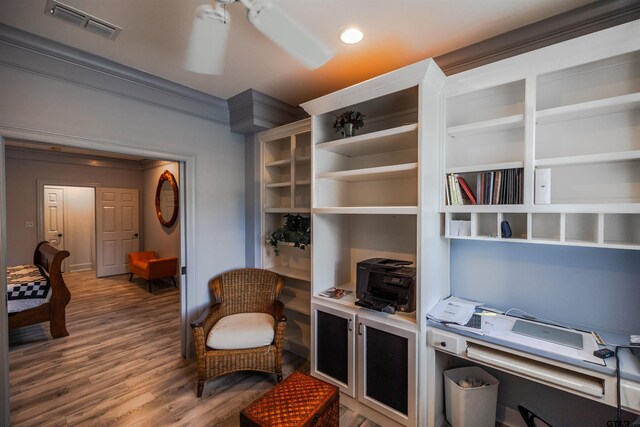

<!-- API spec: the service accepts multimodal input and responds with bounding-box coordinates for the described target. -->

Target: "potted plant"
[268,214,311,256]
[333,110,365,137]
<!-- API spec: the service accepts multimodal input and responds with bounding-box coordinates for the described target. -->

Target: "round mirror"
[155,170,179,228]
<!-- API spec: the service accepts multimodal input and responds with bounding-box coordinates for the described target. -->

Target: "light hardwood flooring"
[9,270,378,426]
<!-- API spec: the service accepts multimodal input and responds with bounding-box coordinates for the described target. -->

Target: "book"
[493,170,502,205]
[448,174,459,205]
[454,175,466,205]
[457,176,477,204]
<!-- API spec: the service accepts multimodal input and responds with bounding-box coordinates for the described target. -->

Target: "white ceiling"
[0,0,593,106]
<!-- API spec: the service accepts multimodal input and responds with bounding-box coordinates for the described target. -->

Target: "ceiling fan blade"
[184,4,231,75]
[247,1,333,69]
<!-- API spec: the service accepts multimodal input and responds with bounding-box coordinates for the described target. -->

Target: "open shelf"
[536,92,640,124]
[445,161,524,175]
[313,206,418,215]
[267,265,311,282]
[265,181,291,188]
[317,162,418,182]
[536,150,640,167]
[447,114,524,137]
[264,207,311,214]
[265,158,292,167]
[317,123,418,156]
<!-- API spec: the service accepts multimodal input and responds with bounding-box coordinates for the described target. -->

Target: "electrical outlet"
[25,221,34,228]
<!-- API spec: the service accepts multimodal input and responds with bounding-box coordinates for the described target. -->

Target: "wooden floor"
[9,270,378,426]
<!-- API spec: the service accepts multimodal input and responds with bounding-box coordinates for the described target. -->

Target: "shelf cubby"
[536,51,640,112]
[314,87,418,145]
[446,213,471,238]
[564,213,599,244]
[264,186,292,210]
[312,213,417,321]
[536,108,640,162]
[531,213,561,241]
[500,213,527,240]
[315,176,417,209]
[541,160,640,204]
[603,214,640,247]
[447,80,525,127]
[264,136,291,164]
[473,213,498,238]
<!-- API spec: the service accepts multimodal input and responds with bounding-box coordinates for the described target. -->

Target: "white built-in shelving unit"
[301,59,449,427]
[259,118,312,357]
[442,32,640,250]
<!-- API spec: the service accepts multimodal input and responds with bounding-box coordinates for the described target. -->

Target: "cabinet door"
[357,316,417,426]
[311,302,356,397]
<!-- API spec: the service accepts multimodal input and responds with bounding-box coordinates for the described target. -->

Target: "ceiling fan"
[184,0,334,75]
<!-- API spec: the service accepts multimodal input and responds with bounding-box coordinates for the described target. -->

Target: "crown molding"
[228,89,307,135]
[435,0,640,75]
[0,24,229,124]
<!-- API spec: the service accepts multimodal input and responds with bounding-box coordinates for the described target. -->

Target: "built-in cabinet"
[301,59,448,427]
[311,301,417,426]
[259,119,312,357]
[442,34,640,250]
[258,22,640,426]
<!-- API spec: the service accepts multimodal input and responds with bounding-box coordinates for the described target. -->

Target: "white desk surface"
[428,320,640,383]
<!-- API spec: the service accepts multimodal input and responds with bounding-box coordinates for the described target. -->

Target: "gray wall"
[0,27,246,365]
[141,160,180,260]
[5,147,144,265]
[450,239,640,337]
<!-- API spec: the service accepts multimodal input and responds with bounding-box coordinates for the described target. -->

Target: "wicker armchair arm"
[271,300,287,323]
[191,302,222,330]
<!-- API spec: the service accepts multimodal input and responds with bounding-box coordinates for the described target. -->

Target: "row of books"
[445,168,523,205]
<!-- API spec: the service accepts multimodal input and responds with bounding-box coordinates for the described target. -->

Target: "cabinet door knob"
[440,341,447,347]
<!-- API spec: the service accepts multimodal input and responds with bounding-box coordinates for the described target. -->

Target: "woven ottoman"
[240,371,339,426]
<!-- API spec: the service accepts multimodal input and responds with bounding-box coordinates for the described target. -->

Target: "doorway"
[42,185,96,273]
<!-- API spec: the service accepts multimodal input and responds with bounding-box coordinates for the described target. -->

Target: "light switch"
[25,221,34,228]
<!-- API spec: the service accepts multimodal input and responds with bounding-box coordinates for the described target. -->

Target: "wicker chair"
[191,268,286,397]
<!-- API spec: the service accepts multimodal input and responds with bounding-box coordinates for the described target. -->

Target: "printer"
[355,258,416,314]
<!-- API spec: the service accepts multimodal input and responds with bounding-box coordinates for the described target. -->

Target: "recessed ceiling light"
[340,28,363,45]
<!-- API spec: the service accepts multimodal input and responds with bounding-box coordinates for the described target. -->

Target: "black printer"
[355,258,416,314]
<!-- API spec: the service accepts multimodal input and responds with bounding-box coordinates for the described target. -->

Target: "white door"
[44,186,65,250]
[96,188,139,277]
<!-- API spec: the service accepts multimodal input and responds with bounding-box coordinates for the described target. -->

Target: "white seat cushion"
[206,312,275,350]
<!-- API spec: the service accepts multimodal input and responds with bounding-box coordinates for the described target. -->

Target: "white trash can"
[444,366,499,427]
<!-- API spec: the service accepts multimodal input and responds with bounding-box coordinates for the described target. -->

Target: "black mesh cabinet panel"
[316,310,349,384]
[365,326,408,415]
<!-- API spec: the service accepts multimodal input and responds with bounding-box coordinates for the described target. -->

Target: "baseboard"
[69,263,93,272]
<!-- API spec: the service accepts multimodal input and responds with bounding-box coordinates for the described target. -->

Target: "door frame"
[0,130,195,410]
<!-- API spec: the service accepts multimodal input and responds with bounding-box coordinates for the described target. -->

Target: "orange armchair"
[128,251,178,293]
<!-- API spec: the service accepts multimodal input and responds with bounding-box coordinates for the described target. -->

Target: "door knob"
[57,233,63,237]
[134,233,139,237]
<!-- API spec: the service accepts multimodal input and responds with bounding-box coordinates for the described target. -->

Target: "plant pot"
[343,123,355,138]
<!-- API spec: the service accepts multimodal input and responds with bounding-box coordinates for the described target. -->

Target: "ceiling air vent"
[45,0,121,40]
